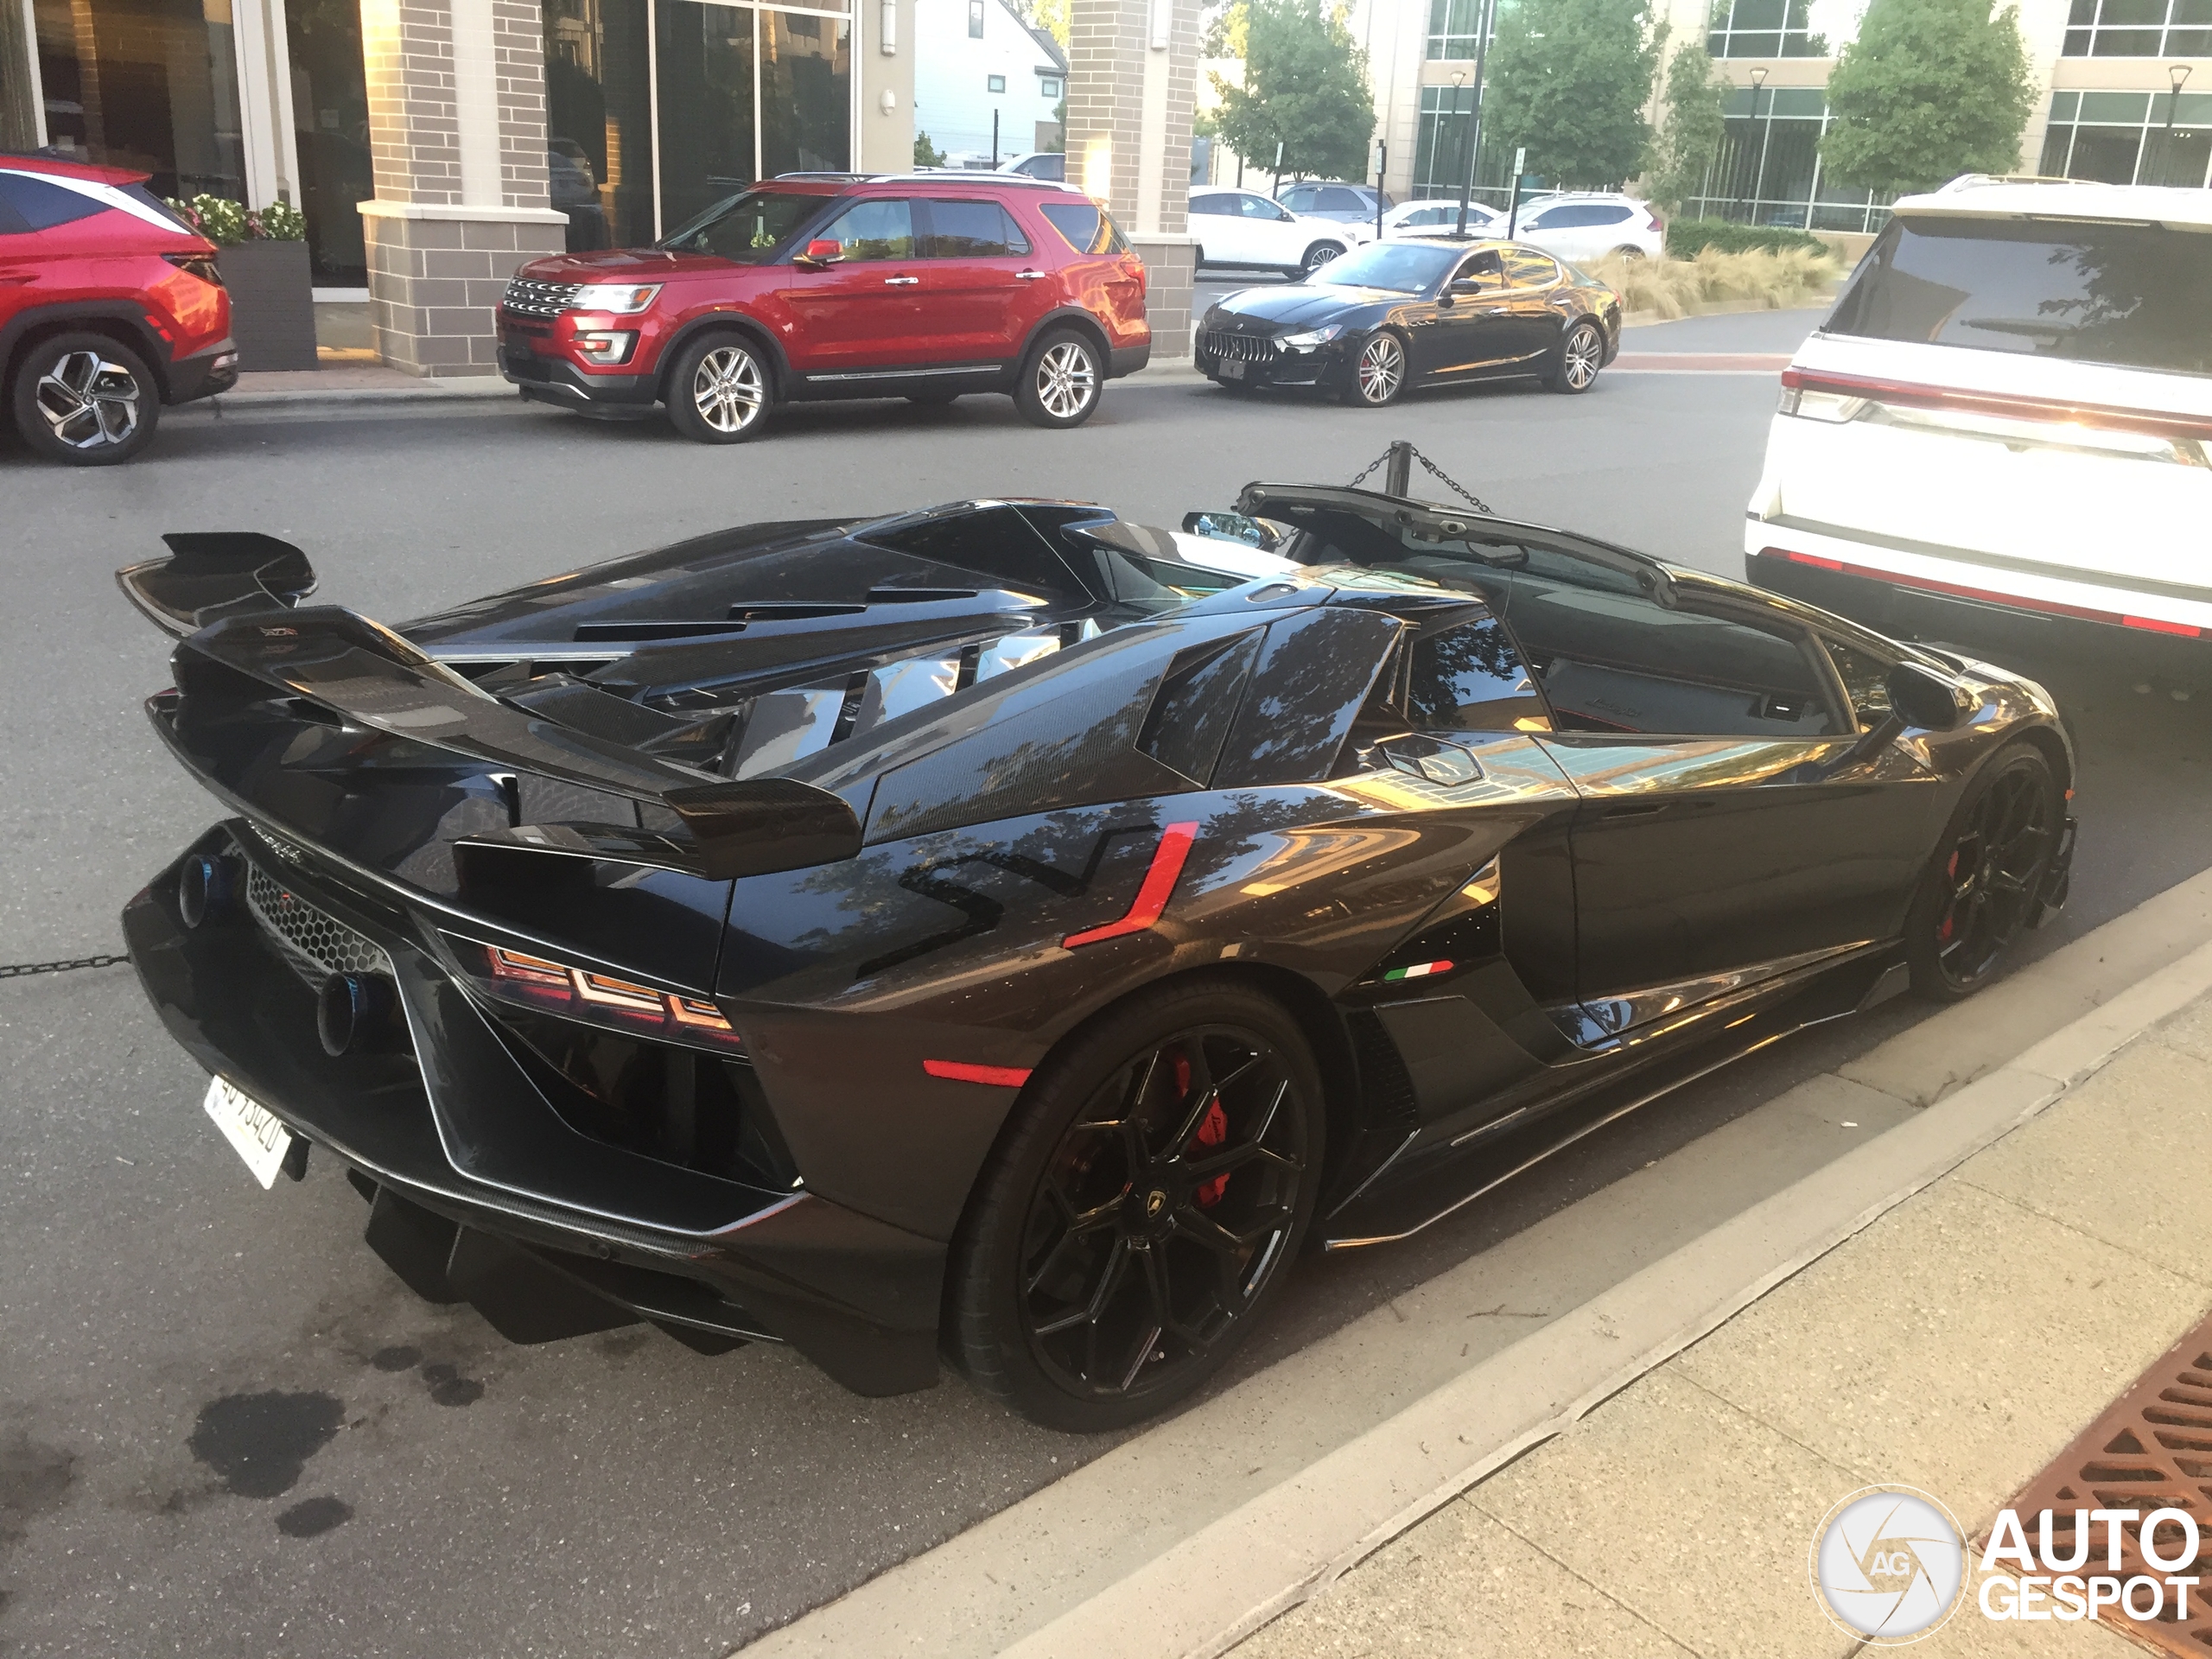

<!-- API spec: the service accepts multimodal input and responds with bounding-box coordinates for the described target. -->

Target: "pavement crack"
[1954,1175,2212,1290]
[1461,1503,1707,1656]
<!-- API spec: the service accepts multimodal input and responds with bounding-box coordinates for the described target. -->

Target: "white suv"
[1746,177,2212,652]
[1186,188,1354,274]
[1511,194,1664,262]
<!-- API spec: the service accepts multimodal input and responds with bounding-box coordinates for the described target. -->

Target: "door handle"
[1014,270,1047,280]
[1600,801,1666,819]
[883,275,919,286]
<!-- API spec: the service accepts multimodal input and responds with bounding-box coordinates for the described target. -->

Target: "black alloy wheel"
[664,333,771,443]
[1907,741,2061,1002]
[948,982,1321,1431]
[1014,328,1103,429]
[1341,330,1408,408]
[11,331,162,465]
[1547,321,1605,394]
[1299,241,1343,275]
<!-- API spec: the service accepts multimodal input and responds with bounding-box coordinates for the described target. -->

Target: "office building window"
[969,0,984,36]
[2063,0,2212,58]
[2038,89,2212,186]
[1425,0,1489,59]
[987,73,1005,92]
[1706,0,1830,58]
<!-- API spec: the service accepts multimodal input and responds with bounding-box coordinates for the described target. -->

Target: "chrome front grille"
[1201,329,1278,364]
[245,861,391,988]
[501,277,581,318]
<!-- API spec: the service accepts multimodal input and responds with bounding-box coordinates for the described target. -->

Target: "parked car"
[1186,188,1354,274]
[1347,198,1502,245]
[1000,151,1065,183]
[1276,179,1393,224]
[1509,193,1665,263]
[0,152,238,465]
[497,175,1147,442]
[118,479,2074,1427]
[1746,177,2212,658]
[1196,237,1620,405]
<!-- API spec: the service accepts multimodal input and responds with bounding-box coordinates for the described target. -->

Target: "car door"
[1239,192,1304,265]
[1187,192,1245,264]
[778,196,928,373]
[1278,182,1321,218]
[914,197,1041,366]
[1317,185,1370,224]
[1412,247,1520,378]
[1518,201,1588,260]
[1498,247,1571,365]
[1483,547,1939,1022]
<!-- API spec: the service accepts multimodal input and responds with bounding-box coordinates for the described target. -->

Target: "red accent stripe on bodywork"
[1061,822,1199,949]
[1760,547,2203,638]
[1781,366,2212,447]
[922,1060,1033,1088]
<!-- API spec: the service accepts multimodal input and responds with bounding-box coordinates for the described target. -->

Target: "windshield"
[1827,213,2212,376]
[1304,241,1459,293]
[658,188,825,262]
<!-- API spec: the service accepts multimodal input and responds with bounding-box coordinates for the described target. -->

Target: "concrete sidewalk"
[1233,990,2212,1658]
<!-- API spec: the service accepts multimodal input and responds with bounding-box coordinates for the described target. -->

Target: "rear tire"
[1014,328,1103,429]
[664,333,772,443]
[1546,321,1604,393]
[10,332,162,465]
[1905,741,2062,1002]
[946,979,1323,1432]
[1298,242,1343,276]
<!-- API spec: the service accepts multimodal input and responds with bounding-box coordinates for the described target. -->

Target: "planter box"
[217,239,317,372]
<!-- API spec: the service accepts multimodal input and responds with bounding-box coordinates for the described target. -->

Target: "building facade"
[913,0,1065,165]
[1347,0,2212,232]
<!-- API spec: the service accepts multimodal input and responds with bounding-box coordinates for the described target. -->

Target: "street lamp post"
[1454,0,1496,238]
[2157,64,2193,187]
[1746,66,1772,224]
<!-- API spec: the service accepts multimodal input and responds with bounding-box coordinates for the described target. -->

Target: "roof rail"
[768,169,1075,191]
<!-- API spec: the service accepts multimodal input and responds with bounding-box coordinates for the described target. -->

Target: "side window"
[1505,248,1562,288]
[815,198,916,261]
[1280,185,1317,210]
[1189,194,1234,217]
[1593,205,1634,225]
[1492,559,1845,739]
[1825,639,1893,728]
[1407,613,1551,734]
[1319,187,1367,213]
[925,199,1027,257]
[0,175,105,232]
[1242,194,1290,221]
[1038,200,1125,254]
[1452,248,1504,289]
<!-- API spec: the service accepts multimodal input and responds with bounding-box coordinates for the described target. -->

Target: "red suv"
[498,175,1149,442]
[1,153,238,465]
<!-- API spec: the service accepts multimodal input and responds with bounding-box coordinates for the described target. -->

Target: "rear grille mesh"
[500,277,581,319]
[1200,330,1278,364]
[245,862,391,988]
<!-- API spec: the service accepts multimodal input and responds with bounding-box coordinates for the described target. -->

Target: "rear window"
[1827,213,2212,376]
[1038,199,1129,255]
[0,173,105,232]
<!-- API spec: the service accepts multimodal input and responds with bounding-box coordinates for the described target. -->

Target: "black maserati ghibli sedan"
[1195,238,1623,406]
[119,484,2073,1430]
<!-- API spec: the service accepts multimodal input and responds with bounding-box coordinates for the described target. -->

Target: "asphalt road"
[2,311,2207,1659]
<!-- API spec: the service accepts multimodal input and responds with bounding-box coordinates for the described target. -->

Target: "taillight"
[467,941,745,1052]
[163,252,225,287]
[1645,213,1662,232]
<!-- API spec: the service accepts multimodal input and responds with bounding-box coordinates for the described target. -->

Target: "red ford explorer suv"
[498,174,1149,442]
[1,152,238,465]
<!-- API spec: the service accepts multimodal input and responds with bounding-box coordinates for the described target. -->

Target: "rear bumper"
[1745,518,2212,653]
[1109,340,1151,378]
[123,824,944,1395]
[167,337,240,404]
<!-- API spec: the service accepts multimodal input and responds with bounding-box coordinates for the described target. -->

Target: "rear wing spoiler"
[118,532,320,636]
[163,603,860,882]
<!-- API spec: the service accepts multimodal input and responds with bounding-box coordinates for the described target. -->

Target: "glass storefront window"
[760,10,850,177]
[286,0,370,283]
[33,0,246,200]
[2039,87,2212,188]
[546,0,654,250]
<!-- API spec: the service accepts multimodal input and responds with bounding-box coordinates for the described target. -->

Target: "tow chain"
[0,953,129,979]
[1344,443,1496,517]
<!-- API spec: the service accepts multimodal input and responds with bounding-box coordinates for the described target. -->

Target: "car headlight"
[571,283,661,315]
[1276,323,1345,352]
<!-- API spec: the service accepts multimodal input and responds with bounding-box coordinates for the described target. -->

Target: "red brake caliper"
[1173,1052,1232,1209]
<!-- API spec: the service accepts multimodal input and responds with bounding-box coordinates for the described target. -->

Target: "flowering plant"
[163,194,307,245]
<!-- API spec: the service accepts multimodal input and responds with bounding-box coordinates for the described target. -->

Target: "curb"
[198,380,521,411]
[741,864,2212,1659]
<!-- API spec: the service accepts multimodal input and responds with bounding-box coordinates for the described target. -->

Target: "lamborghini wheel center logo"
[1145,1189,1168,1218]
[1811,1487,1967,1643]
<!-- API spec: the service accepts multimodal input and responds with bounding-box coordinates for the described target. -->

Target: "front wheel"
[946,981,1322,1431]
[11,332,162,465]
[1547,321,1605,393]
[1014,329,1103,429]
[1340,331,1408,407]
[1299,241,1344,275]
[664,334,771,443]
[1905,741,2062,1002]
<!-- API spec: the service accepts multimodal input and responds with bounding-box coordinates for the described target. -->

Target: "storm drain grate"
[1993,1306,2212,1656]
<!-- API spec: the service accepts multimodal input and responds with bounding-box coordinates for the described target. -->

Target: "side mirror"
[797,238,843,266]
[1886,661,1970,731]
[1447,278,1484,297]
[1181,510,1282,552]
[1374,733,1484,787]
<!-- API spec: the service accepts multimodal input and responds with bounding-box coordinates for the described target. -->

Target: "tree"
[1203,0,1249,58]
[1821,0,2035,195]
[1208,1,1376,181]
[1645,40,1726,215]
[1484,0,1662,190]
[914,130,947,168]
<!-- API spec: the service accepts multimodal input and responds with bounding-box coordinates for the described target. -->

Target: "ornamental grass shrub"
[1585,245,1841,320]
[1664,218,1829,257]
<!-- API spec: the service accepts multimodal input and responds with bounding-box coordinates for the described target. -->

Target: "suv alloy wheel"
[1015,329,1103,429]
[666,334,770,443]
[12,332,162,465]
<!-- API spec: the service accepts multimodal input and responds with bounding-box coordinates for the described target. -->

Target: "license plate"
[1220,358,1246,381]
[202,1076,296,1189]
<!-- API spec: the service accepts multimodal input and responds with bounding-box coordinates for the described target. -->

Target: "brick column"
[1067,0,1201,359]
[357,0,565,376]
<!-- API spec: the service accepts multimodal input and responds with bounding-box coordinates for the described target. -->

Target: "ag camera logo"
[1809,1486,1967,1643]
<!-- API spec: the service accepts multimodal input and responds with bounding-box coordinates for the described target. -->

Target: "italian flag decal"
[1383,960,1453,982]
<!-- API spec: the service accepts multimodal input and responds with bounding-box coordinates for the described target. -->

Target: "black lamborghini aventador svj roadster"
[119,484,2076,1429]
